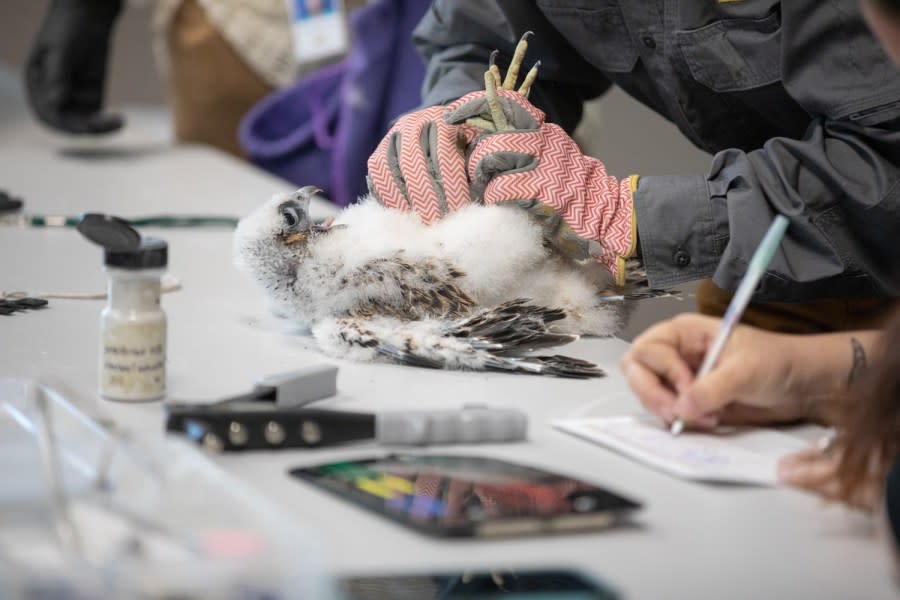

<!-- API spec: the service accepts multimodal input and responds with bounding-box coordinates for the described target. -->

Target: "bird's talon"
[484,70,509,131]
[502,31,532,90]
[488,50,503,88]
[489,64,502,89]
[518,60,540,97]
[470,33,540,132]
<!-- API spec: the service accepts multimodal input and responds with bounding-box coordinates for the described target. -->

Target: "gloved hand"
[366,33,539,221]
[368,31,637,283]
[447,89,639,285]
[25,0,124,135]
[365,82,545,224]
[366,104,477,224]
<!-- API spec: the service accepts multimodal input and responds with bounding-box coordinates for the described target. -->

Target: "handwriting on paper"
[553,416,810,486]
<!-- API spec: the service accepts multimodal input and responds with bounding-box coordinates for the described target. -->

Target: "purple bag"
[239,0,430,207]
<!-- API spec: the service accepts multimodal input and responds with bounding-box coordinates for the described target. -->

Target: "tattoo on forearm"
[848,337,867,386]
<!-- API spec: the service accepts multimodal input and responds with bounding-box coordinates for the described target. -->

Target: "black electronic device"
[165,368,527,452]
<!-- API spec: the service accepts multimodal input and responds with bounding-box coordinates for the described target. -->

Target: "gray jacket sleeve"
[412,0,609,133]
[636,4,900,301]
[636,119,900,300]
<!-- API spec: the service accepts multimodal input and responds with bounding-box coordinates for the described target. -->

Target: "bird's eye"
[282,207,300,228]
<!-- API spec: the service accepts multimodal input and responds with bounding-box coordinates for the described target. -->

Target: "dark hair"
[835,310,900,505]
[873,0,900,16]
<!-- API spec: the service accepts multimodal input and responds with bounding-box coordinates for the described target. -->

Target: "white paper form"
[553,415,810,486]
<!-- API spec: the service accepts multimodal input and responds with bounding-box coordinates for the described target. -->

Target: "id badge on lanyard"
[288,0,348,63]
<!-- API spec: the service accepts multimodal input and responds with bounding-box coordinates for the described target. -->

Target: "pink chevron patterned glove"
[366,104,477,224]
[366,88,546,224]
[463,106,639,286]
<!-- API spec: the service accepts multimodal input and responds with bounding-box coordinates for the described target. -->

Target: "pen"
[670,215,790,436]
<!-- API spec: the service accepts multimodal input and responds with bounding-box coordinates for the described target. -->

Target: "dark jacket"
[414,0,900,300]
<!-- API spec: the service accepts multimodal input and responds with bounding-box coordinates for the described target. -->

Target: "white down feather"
[234,192,623,373]
[318,196,619,335]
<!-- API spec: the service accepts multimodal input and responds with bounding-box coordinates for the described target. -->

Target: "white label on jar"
[101,321,166,400]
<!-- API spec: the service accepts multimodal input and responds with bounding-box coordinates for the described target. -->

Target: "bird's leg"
[489,49,502,90]
[464,31,540,133]
[518,60,541,98]
[484,70,509,131]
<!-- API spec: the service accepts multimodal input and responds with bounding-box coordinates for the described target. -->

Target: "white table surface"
[0,69,895,599]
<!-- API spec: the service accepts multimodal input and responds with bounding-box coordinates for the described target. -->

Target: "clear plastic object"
[0,378,336,599]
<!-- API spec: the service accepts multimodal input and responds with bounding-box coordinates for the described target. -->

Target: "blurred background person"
[24,0,365,157]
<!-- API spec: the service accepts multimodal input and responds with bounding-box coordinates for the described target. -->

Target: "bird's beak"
[298,186,323,199]
[283,231,308,245]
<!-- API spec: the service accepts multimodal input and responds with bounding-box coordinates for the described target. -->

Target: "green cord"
[29,215,81,227]
[128,216,239,228]
[27,214,239,228]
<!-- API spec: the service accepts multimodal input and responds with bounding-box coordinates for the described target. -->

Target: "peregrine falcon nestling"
[232,34,660,377]
[233,187,622,377]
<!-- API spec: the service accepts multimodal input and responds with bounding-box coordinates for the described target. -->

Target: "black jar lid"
[103,237,168,269]
[77,213,168,269]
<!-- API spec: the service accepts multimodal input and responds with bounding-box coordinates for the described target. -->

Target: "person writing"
[621,0,900,563]
[620,312,899,550]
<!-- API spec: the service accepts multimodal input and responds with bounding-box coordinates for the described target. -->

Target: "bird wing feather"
[327,255,477,322]
[311,300,606,378]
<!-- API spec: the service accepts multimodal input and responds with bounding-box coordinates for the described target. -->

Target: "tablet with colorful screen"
[290,454,640,538]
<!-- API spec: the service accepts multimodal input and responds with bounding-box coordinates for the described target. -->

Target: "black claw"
[521,30,534,42]
[489,49,499,67]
